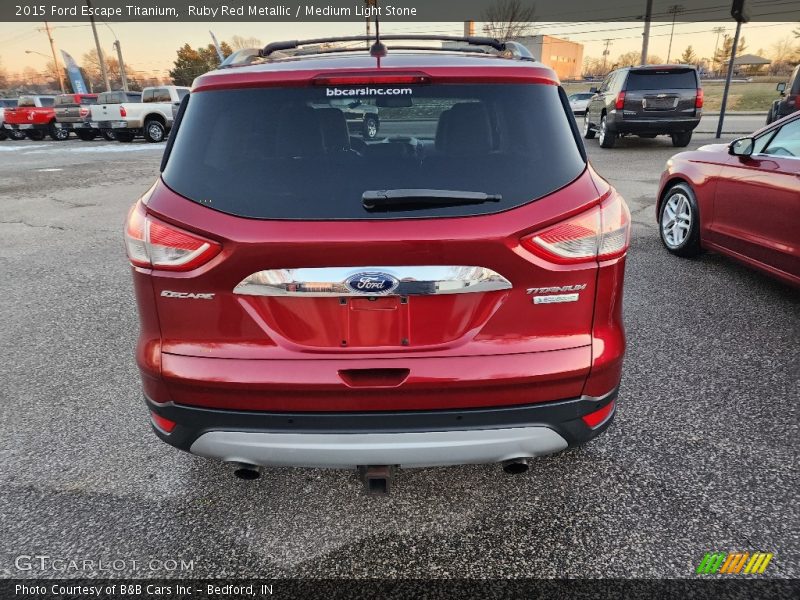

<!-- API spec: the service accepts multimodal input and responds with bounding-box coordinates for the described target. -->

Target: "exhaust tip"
[232,463,261,480]
[502,459,529,475]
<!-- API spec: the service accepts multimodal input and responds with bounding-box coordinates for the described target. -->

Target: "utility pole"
[86,0,110,90]
[666,4,684,63]
[640,0,653,66]
[602,39,612,72]
[711,26,726,77]
[44,21,65,93]
[717,0,749,138]
[113,41,128,91]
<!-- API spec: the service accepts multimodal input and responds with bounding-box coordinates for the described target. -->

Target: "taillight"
[119,106,127,117]
[79,107,89,117]
[582,400,615,429]
[521,194,630,264]
[313,72,430,86]
[124,201,221,271]
[695,88,704,109]
[615,91,626,110]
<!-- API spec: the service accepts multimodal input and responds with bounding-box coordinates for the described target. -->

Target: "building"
[513,35,584,81]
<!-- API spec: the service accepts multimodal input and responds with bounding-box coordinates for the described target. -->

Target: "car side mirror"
[729,137,754,157]
[589,86,599,94]
[776,82,786,95]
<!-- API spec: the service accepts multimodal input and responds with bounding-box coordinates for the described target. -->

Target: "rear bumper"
[92,120,140,132]
[146,387,617,468]
[607,112,701,134]
[3,123,47,131]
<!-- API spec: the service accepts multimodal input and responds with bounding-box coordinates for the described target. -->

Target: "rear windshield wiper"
[362,189,502,212]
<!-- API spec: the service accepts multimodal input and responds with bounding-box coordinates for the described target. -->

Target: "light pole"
[104,22,128,91]
[666,4,684,63]
[86,0,110,91]
[640,0,653,66]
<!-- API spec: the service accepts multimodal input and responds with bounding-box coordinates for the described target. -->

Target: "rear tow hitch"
[358,465,394,495]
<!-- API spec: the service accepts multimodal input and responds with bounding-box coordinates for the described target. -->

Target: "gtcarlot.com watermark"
[14,555,195,573]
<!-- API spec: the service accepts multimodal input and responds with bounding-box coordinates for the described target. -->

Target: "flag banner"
[60,50,88,94]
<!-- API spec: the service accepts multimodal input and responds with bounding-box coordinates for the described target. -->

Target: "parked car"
[92,86,188,142]
[2,95,65,140]
[568,92,594,115]
[657,111,800,287]
[0,98,25,140]
[766,64,799,125]
[54,93,99,141]
[312,98,380,138]
[90,91,143,141]
[584,65,703,148]
[124,37,630,491]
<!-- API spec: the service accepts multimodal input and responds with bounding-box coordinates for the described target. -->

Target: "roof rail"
[258,35,535,61]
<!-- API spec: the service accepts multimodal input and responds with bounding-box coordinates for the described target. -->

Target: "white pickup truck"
[90,85,189,143]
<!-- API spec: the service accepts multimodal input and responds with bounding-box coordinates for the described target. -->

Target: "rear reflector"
[582,400,615,429]
[150,411,176,433]
[119,105,127,117]
[521,194,630,264]
[124,201,221,271]
[695,88,704,109]
[313,72,430,86]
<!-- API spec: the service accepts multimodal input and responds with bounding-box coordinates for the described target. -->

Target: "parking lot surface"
[0,131,797,578]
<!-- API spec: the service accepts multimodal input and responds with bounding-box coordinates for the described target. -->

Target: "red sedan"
[658,112,800,287]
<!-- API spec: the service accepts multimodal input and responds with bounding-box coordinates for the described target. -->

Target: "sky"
[1,20,797,79]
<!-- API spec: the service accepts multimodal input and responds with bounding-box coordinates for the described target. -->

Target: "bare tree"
[482,0,536,40]
[230,35,263,50]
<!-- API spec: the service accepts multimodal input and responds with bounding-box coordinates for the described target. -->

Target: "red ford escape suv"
[125,35,629,491]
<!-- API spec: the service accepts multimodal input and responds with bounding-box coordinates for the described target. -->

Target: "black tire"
[143,119,166,143]
[362,115,379,139]
[658,182,702,258]
[582,113,596,139]
[10,129,26,140]
[49,121,69,141]
[115,132,135,143]
[26,130,45,141]
[101,130,116,141]
[598,115,616,148]
[671,132,692,147]
[0,129,6,141]
[76,129,97,141]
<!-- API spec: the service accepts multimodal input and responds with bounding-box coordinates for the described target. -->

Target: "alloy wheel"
[661,192,692,248]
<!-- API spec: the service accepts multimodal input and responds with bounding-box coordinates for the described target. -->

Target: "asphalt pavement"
[0,132,797,579]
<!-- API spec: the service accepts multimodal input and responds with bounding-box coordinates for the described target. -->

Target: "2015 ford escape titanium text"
[125,35,630,489]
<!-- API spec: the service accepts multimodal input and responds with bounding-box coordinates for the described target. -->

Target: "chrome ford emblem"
[344,272,399,295]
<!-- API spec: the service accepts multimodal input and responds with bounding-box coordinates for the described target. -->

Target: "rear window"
[163,84,585,220]
[626,69,697,90]
[1,99,17,108]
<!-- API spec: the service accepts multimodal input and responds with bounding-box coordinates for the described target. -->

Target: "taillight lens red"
[119,106,127,117]
[150,411,176,433]
[695,88,704,109]
[313,72,430,86]
[124,202,221,271]
[521,194,630,264]
[615,91,626,110]
[582,400,615,429]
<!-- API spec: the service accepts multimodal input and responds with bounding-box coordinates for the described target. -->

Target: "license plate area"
[341,296,409,347]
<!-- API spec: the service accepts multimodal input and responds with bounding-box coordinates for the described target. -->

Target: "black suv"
[767,65,799,125]
[583,65,702,148]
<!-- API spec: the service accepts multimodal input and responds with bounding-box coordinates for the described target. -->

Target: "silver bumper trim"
[189,427,568,468]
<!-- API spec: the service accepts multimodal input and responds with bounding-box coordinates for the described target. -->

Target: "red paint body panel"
[130,52,628,414]
[658,114,800,287]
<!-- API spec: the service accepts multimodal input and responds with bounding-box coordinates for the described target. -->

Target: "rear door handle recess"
[338,368,410,388]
